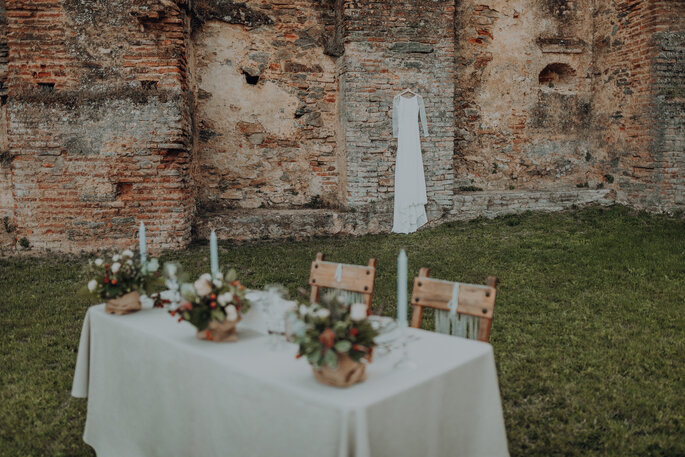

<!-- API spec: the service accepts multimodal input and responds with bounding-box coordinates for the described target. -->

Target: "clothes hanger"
[399,87,416,98]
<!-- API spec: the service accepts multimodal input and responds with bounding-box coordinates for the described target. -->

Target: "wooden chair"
[410,268,498,342]
[309,253,377,308]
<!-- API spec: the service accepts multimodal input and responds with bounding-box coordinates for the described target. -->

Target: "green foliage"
[604,174,615,184]
[291,293,378,369]
[0,206,683,456]
[80,251,163,300]
[18,237,29,249]
[170,268,250,331]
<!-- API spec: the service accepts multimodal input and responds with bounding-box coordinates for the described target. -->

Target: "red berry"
[210,301,217,309]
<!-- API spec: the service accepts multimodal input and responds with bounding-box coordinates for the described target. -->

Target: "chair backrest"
[309,253,377,308]
[410,267,498,342]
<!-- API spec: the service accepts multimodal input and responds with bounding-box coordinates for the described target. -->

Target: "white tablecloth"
[72,305,509,457]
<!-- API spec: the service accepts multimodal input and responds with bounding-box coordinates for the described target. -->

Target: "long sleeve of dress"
[392,95,400,138]
[417,95,429,137]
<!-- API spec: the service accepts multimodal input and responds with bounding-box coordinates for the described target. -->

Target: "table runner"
[73,305,509,457]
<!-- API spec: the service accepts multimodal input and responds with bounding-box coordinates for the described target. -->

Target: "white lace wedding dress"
[392,93,429,234]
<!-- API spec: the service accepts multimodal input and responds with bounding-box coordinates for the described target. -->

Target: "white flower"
[350,303,368,321]
[217,292,233,306]
[165,279,178,291]
[111,262,121,274]
[213,279,223,288]
[94,258,103,267]
[87,279,98,293]
[200,273,212,282]
[194,278,212,297]
[122,249,134,258]
[214,271,224,280]
[146,258,159,272]
[316,308,331,319]
[112,254,120,262]
[164,263,178,279]
[299,304,309,316]
[180,283,197,302]
[225,304,238,322]
[127,259,133,266]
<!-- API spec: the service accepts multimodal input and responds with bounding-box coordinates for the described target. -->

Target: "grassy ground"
[0,205,683,456]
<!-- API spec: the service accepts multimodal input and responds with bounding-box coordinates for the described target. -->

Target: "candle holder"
[394,322,417,370]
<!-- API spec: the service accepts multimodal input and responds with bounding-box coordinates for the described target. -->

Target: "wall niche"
[538,63,576,89]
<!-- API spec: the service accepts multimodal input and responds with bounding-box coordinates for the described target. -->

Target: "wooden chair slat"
[412,277,495,319]
[309,253,377,308]
[410,268,498,343]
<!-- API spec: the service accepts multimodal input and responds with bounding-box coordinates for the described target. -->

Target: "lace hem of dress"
[392,202,428,234]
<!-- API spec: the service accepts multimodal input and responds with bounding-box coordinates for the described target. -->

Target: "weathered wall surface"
[4,0,194,251]
[341,0,456,212]
[454,0,609,193]
[192,0,341,212]
[0,0,681,251]
[593,0,684,213]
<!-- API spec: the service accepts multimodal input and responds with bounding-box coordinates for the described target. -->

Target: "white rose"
[299,304,309,316]
[214,271,224,280]
[217,292,233,306]
[165,263,178,278]
[111,262,121,274]
[127,259,133,266]
[122,249,134,258]
[316,308,331,319]
[94,258,103,267]
[200,273,212,282]
[213,279,223,288]
[194,278,212,297]
[225,304,238,322]
[87,279,98,293]
[350,303,368,321]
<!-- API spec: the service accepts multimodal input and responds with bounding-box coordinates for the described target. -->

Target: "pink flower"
[194,278,213,297]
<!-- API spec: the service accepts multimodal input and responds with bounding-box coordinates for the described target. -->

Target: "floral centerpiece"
[84,250,162,315]
[291,293,378,387]
[170,268,251,342]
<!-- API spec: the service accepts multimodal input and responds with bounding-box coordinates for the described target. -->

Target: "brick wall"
[340,0,456,210]
[0,0,681,252]
[593,0,684,213]
[192,0,341,212]
[4,0,194,252]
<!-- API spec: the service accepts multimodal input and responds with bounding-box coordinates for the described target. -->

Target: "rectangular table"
[72,305,509,457]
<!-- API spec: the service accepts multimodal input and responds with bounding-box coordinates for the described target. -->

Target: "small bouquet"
[84,250,162,315]
[291,293,378,387]
[170,269,251,342]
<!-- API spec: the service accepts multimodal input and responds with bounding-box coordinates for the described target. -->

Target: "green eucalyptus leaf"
[324,350,338,370]
[334,340,351,353]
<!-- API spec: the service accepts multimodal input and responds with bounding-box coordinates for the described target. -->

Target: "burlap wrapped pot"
[196,315,241,342]
[313,354,367,388]
[105,291,142,315]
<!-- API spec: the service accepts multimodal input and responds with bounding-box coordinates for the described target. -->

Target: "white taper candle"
[210,230,219,278]
[397,249,408,326]
[139,222,147,265]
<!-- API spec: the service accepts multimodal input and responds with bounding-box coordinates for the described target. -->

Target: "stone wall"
[592,0,684,212]
[0,0,681,252]
[341,0,456,210]
[4,0,194,252]
[454,0,609,193]
[192,0,342,212]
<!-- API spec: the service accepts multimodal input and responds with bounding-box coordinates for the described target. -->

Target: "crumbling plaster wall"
[454,0,609,193]
[192,0,341,212]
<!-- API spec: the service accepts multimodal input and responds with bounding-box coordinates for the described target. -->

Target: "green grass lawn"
[1,205,683,456]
